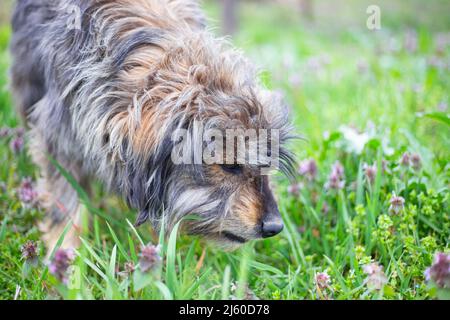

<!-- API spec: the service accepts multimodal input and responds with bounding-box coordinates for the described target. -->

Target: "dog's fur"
[10,0,295,250]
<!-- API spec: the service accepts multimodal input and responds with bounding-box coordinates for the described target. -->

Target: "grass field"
[0,1,449,300]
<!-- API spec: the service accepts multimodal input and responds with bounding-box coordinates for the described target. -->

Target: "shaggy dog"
[10,0,295,250]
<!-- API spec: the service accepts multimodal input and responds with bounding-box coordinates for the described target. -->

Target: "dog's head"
[119,34,296,247]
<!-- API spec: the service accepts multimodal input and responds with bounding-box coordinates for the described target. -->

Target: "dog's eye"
[221,164,243,174]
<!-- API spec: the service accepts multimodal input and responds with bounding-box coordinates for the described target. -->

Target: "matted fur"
[10,0,295,249]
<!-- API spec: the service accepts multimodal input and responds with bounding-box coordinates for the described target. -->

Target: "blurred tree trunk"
[222,0,238,35]
[298,0,314,21]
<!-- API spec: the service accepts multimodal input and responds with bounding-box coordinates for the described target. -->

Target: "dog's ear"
[126,135,174,227]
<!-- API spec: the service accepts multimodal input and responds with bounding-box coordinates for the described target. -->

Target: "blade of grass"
[165,220,182,295]
[0,216,8,242]
[106,222,130,260]
[221,265,231,300]
[126,219,145,246]
[155,281,173,300]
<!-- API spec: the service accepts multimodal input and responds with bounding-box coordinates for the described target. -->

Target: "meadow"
[0,0,449,300]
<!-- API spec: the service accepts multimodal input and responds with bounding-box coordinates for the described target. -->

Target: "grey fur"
[10,0,295,249]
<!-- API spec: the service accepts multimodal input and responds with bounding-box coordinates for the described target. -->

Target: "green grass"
[0,1,449,300]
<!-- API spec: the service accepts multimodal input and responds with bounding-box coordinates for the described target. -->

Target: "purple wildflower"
[411,153,422,170]
[389,195,405,214]
[49,249,74,284]
[331,161,344,179]
[21,240,39,265]
[404,29,418,53]
[357,60,369,74]
[17,178,38,207]
[428,56,447,70]
[298,158,318,181]
[288,74,302,87]
[307,56,323,72]
[119,261,136,277]
[424,253,450,288]
[435,32,450,54]
[15,127,25,137]
[315,272,331,290]
[0,127,11,138]
[138,244,161,273]
[412,84,422,93]
[325,173,344,190]
[325,161,345,190]
[364,163,377,184]
[363,262,388,291]
[400,152,410,167]
[10,136,24,154]
[437,101,448,112]
[321,202,330,215]
[124,261,135,273]
[287,183,302,196]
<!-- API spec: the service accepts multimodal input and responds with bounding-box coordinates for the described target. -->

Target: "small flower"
[287,183,302,196]
[125,261,135,273]
[400,152,410,167]
[17,178,38,207]
[434,32,450,54]
[325,173,345,190]
[364,163,377,184]
[411,153,422,170]
[363,262,388,291]
[230,282,259,300]
[404,29,418,53]
[288,74,302,87]
[315,271,331,290]
[331,161,344,179]
[428,56,447,70]
[119,261,135,277]
[412,84,422,93]
[357,60,369,74]
[321,202,330,215]
[0,127,11,138]
[10,136,24,154]
[307,56,326,72]
[437,101,448,112]
[49,249,74,284]
[339,125,370,154]
[389,195,405,215]
[21,240,39,265]
[15,127,25,137]
[424,253,450,288]
[298,158,318,181]
[138,244,161,273]
[325,162,345,191]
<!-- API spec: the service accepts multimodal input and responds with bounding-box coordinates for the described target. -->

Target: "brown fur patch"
[232,184,263,226]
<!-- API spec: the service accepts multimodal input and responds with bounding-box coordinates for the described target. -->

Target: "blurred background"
[1,0,448,158]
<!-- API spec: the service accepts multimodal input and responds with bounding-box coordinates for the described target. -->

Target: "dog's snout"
[261,216,284,238]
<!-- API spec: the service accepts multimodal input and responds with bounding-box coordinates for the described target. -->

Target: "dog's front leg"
[28,127,88,256]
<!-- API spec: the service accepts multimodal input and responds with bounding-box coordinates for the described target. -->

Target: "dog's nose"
[261,219,284,238]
